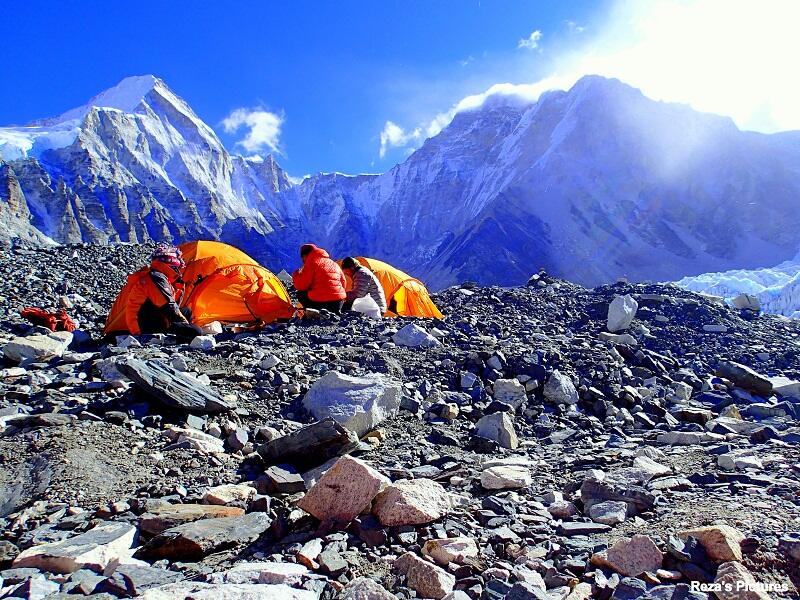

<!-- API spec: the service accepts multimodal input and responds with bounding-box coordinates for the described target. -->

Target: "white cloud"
[379,121,423,158]
[565,20,585,34]
[459,55,475,67]
[222,107,284,154]
[377,0,800,159]
[517,30,542,50]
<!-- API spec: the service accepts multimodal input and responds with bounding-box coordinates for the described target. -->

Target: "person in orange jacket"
[292,243,347,313]
[125,243,203,339]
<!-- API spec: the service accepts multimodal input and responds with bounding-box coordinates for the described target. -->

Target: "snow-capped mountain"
[0,75,297,265]
[3,74,800,288]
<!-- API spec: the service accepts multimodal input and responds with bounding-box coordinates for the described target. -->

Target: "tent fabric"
[104,241,294,335]
[340,257,444,319]
[183,263,293,326]
[179,240,259,299]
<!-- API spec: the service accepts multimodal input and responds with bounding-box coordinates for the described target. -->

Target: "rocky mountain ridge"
[3,76,800,288]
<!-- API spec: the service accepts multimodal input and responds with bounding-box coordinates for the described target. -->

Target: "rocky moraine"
[1,243,800,599]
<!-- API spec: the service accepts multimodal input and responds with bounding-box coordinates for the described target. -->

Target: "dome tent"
[339,256,443,319]
[104,240,294,335]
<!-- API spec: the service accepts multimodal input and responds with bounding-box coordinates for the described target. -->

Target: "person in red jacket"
[292,243,347,313]
[125,244,203,339]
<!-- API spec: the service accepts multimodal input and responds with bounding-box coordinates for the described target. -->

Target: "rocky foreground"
[1,243,800,600]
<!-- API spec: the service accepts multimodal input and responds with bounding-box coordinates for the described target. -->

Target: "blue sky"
[2,1,798,176]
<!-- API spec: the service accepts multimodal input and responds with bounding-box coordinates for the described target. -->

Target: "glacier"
[676,259,800,318]
[3,74,800,290]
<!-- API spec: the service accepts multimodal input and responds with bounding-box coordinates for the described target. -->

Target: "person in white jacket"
[341,257,387,314]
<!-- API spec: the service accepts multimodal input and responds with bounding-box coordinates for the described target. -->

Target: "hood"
[150,259,182,282]
[303,244,330,260]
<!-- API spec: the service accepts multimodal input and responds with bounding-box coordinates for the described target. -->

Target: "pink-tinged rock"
[591,535,663,576]
[297,456,390,523]
[395,552,455,599]
[339,576,398,599]
[140,504,245,535]
[713,561,771,600]
[678,525,745,561]
[372,479,451,526]
[422,537,479,566]
[547,500,579,519]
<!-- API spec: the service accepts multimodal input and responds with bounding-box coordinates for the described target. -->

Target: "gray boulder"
[303,371,402,436]
[607,294,638,332]
[475,412,519,449]
[543,371,579,405]
[392,324,440,348]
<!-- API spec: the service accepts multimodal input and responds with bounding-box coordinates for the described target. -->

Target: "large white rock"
[162,426,225,453]
[422,537,479,566]
[607,295,638,332]
[492,379,527,409]
[543,371,579,405]
[142,582,317,600]
[302,371,402,436]
[190,335,216,350]
[770,376,800,398]
[3,331,73,363]
[392,324,440,348]
[298,456,390,523]
[13,521,137,574]
[632,456,671,481]
[372,478,452,526]
[208,561,311,585]
[474,412,519,449]
[480,465,532,490]
[731,293,761,311]
[202,483,256,506]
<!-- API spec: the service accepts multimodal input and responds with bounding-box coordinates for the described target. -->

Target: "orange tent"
[104,241,294,334]
[339,256,444,319]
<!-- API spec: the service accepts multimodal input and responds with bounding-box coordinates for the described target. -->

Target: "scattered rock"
[422,537,479,566]
[134,512,271,561]
[678,525,746,562]
[395,551,455,599]
[393,324,440,348]
[474,412,519,449]
[297,456,390,523]
[13,521,137,574]
[116,357,234,413]
[302,371,402,436]
[140,504,246,535]
[713,561,771,600]
[340,577,398,599]
[480,465,532,490]
[373,478,452,526]
[543,370,579,405]
[3,331,73,362]
[202,483,256,506]
[591,535,663,576]
[715,361,773,397]
[607,294,638,332]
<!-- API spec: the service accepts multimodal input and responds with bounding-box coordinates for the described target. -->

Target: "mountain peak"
[45,75,165,125]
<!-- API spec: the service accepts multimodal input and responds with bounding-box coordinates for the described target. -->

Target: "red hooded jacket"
[292,245,347,303]
[125,261,185,334]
